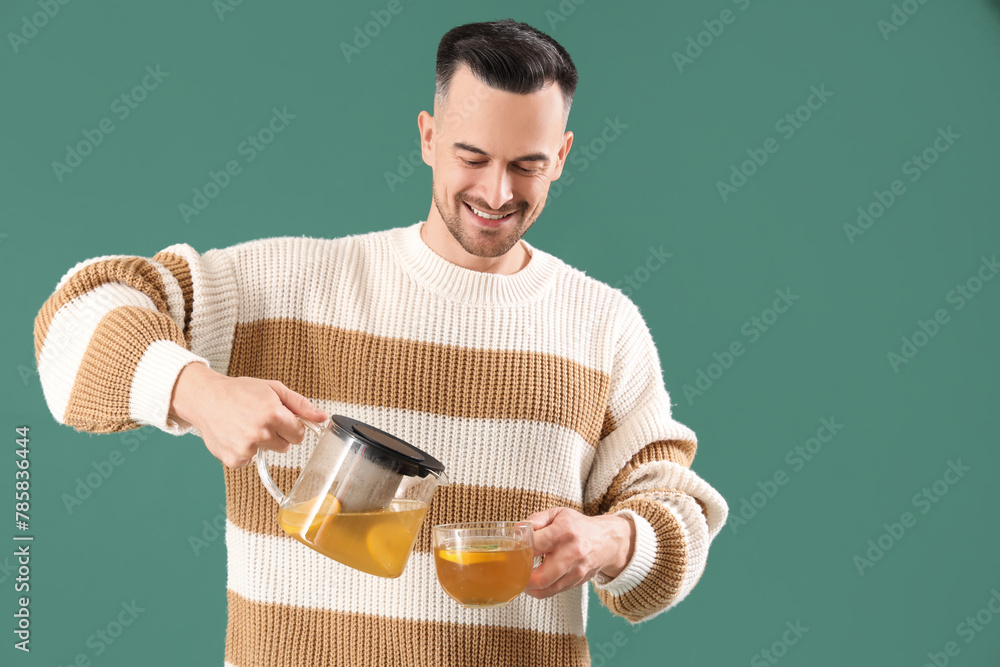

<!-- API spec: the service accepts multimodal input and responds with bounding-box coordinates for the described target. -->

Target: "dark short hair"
[435,18,578,122]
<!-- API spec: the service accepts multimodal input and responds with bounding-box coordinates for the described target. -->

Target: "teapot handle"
[254,417,327,504]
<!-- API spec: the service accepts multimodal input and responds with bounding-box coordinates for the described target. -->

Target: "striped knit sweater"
[34,221,728,666]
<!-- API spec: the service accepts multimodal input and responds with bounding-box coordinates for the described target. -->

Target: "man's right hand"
[168,362,329,469]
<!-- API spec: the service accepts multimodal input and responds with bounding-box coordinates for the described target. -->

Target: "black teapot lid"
[329,414,445,478]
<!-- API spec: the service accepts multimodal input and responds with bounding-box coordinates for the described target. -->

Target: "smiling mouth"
[464,202,517,226]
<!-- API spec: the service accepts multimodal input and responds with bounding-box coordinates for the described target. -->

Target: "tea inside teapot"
[256,415,448,578]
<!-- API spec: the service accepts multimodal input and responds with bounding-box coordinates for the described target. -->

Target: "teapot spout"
[430,469,450,488]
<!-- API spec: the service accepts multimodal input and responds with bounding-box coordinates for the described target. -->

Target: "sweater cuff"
[592,509,657,596]
[129,340,210,435]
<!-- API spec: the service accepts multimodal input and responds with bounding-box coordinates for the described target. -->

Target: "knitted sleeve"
[584,296,728,623]
[32,244,239,435]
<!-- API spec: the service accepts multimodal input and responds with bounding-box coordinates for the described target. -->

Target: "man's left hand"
[523,507,635,599]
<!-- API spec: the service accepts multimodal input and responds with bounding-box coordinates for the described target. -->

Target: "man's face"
[420,64,573,258]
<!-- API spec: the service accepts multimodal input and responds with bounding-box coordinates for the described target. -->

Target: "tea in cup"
[432,522,535,609]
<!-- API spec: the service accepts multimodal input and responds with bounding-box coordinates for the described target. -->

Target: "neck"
[420,215,530,275]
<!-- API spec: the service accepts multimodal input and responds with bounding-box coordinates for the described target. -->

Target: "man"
[34,18,727,666]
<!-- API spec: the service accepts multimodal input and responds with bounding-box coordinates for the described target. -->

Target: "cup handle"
[254,416,328,504]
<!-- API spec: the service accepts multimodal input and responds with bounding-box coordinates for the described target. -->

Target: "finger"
[223,454,254,469]
[270,407,309,446]
[525,507,561,532]
[530,518,570,555]
[525,552,569,592]
[269,381,328,422]
[525,569,587,599]
[249,415,298,454]
[526,555,597,598]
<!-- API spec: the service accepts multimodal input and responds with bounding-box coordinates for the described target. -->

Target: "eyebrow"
[452,142,551,163]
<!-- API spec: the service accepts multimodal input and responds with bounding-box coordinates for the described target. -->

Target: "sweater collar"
[389,221,559,306]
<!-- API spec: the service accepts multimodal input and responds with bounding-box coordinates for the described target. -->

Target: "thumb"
[269,382,328,422]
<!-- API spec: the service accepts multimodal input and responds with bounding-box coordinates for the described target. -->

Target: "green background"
[2,0,999,664]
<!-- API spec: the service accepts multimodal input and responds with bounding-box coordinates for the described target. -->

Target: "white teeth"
[468,204,509,220]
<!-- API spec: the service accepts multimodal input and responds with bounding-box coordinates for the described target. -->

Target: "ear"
[417,110,435,167]
[549,130,574,181]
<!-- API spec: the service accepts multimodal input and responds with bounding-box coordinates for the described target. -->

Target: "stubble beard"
[432,182,535,258]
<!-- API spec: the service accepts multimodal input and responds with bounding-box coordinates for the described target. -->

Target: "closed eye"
[463,159,539,174]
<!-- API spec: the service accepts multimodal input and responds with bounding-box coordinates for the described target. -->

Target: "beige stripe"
[224,589,590,667]
[584,439,697,516]
[152,251,194,345]
[595,496,686,623]
[62,306,186,433]
[35,256,170,358]
[225,463,581,553]
[228,319,610,446]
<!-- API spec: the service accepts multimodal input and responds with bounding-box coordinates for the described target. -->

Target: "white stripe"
[148,258,186,329]
[130,340,210,434]
[226,235,609,370]
[184,246,238,375]
[38,284,156,423]
[261,402,596,506]
[593,509,656,596]
[584,396,698,508]
[224,519,587,636]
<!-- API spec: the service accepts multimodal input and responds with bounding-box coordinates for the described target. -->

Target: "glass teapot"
[254,414,448,578]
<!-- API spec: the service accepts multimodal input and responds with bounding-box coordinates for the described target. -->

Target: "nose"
[479,163,513,212]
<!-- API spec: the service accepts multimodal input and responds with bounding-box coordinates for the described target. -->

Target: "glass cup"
[432,521,537,609]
